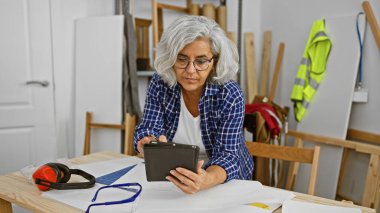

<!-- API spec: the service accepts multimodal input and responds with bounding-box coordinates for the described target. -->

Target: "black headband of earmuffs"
[35,168,95,190]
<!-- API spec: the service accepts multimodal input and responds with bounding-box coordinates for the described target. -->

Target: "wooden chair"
[245,141,320,195]
[83,111,137,156]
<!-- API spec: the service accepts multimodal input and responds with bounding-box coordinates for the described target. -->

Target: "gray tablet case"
[143,141,200,181]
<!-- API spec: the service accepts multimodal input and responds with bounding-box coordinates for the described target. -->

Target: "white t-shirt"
[172,93,209,164]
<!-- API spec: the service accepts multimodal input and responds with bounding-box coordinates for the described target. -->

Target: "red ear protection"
[32,163,95,191]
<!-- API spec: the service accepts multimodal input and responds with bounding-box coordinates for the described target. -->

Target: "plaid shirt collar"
[172,80,220,97]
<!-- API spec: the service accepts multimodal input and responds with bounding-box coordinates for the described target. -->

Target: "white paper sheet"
[282,200,362,213]
[43,158,295,213]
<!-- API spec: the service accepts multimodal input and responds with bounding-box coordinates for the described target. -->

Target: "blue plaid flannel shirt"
[134,73,253,181]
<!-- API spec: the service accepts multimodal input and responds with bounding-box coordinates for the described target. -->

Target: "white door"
[0,0,57,175]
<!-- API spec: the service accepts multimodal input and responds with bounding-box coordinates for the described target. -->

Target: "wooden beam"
[157,3,188,13]
[287,130,380,155]
[0,198,12,213]
[269,42,285,101]
[135,18,152,27]
[245,142,314,163]
[259,31,272,96]
[157,7,164,41]
[202,3,216,20]
[286,138,303,191]
[227,31,237,44]
[308,145,320,195]
[216,5,227,31]
[336,148,351,198]
[124,113,137,156]
[189,3,200,15]
[90,123,124,129]
[83,112,93,155]
[362,1,380,50]
[152,0,159,50]
[362,154,380,208]
[244,32,258,103]
[347,128,380,146]
[186,0,193,10]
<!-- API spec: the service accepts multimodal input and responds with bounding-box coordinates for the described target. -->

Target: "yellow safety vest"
[290,19,332,122]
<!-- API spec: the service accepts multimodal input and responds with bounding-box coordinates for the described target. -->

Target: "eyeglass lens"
[175,57,213,71]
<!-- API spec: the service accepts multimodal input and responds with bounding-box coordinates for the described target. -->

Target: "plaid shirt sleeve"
[204,83,248,181]
[133,74,164,152]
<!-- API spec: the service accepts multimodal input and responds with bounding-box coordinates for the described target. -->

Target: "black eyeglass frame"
[174,56,216,72]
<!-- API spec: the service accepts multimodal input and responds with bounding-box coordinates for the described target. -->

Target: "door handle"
[26,80,49,87]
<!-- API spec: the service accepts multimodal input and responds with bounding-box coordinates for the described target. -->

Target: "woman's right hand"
[137,135,167,158]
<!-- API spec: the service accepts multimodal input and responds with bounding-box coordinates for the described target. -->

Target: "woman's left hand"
[166,160,226,194]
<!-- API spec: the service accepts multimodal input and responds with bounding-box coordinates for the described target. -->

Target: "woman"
[133,15,253,194]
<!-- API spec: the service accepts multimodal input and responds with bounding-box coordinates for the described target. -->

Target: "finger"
[158,135,167,142]
[170,169,195,186]
[174,167,200,183]
[166,176,193,194]
[196,160,204,174]
[137,137,151,154]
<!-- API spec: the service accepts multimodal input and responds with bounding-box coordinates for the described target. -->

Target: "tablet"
[143,141,200,181]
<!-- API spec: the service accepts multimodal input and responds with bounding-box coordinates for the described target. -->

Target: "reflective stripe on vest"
[290,19,332,122]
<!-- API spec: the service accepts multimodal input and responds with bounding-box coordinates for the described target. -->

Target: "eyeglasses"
[174,56,214,71]
[86,182,142,213]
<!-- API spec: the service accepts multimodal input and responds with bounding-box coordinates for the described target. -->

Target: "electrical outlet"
[353,87,368,103]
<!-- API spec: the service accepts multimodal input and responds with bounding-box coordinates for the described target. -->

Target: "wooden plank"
[246,142,314,163]
[375,177,380,210]
[124,113,137,156]
[244,32,258,103]
[362,154,380,208]
[259,31,272,96]
[135,26,142,58]
[83,112,92,155]
[308,146,320,195]
[90,123,124,129]
[0,174,82,213]
[336,148,350,197]
[157,7,164,42]
[186,0,193,10]
[0,198,12,213]
[227,31,237,44]
[287,130,356,149]
[269,42,285,101]
[347,128,380,145]
[286,138,303,191]
[362,1,380,50]
[216,6,227,31]
[157,3,187,13]
[189,4,200,15]
[135,18,151,27]
[287,130,380,155]
[152,0,159,50]
[202,3,216,20]
[142,26,150,58]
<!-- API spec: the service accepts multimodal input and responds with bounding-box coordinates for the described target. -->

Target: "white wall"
[50,0,115,158]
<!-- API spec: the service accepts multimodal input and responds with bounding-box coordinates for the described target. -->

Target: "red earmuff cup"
[32,165,59,191]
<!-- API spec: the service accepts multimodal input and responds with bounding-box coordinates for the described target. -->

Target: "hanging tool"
[353,12,369,103]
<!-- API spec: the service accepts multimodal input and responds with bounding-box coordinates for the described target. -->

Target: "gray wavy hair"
[154,15,239,87]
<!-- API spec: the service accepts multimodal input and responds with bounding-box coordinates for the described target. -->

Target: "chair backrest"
[83,111,137,156]
[245,141,320,195]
